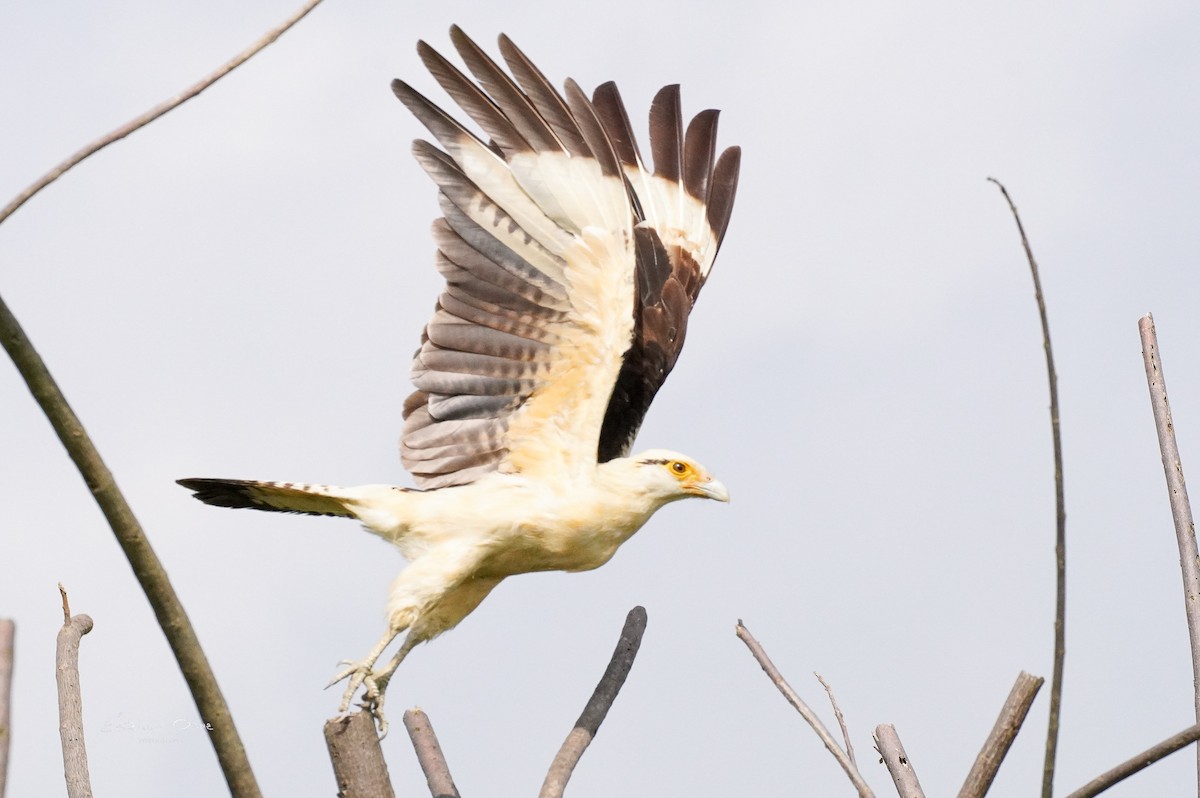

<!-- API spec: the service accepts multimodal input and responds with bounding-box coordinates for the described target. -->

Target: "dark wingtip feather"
[707,145,742,247]
[564,79,622,178]
[417,37,531,157]
[648,85,682,181]
[592,81,642,169]
[448,26,561,153]
[682,109,719,202]
[497,33,591,158]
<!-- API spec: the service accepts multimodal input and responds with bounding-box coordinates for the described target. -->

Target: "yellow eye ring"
[670,461,689,475]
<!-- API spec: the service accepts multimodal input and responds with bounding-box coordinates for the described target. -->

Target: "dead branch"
[324,711,395,798]
[0,0,326,229]
[1,5,334,796]
[988,176,1067,798]
[0,291,260,795]
[736,621,874,798]
[874,724,925,798]
[0,618,13,798]
[816,671,857,768]
[403,709,459,798]
[958,671,1045,798]
[1064,722,1200,798]
[539,606,648,798]
[56,597,94,798]
[1138,314,1200,788]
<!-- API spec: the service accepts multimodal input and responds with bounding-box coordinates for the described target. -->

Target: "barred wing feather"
[398,27,740,488]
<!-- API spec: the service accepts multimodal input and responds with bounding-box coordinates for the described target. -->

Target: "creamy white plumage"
[179,26,740,731]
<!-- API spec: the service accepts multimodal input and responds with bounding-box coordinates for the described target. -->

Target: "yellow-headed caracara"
[179,26,740,732]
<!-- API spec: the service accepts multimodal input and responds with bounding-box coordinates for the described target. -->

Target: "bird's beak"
[689,477,730,503]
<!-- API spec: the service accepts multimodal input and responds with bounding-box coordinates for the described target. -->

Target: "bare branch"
[874,724,925,798]
[1139,313,1200,789]
[1,5,338,796]
[1064,722,1200,798]
[816,671,857,767]
[1,291,260,795]
[988,176,1067,798]
[736,621,875,798]
[403,709,460,798]
[324,711,396,798]
[56,600,94,798]
[958,671,1045,798]
[539,606,648,798]
[0,619,13,798]
[0,0,326,229]
[58,582,70,624]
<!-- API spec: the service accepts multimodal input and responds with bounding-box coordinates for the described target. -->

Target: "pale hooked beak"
[689,477,730,503]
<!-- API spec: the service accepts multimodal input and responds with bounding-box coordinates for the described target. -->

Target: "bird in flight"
[178,26,740,732]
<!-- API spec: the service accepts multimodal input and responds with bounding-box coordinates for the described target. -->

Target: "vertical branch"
[0,619,13,798]
[1138,314,1200,791]
[988,177,1066,798]
[56,592,94,798]
[324,711,396,798]
[874,724,925,798]
[403,709,460,798]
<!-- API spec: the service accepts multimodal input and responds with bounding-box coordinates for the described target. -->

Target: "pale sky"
[3,1,1200,795]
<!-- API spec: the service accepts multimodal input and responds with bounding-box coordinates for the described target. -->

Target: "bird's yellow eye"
[669,460,691,477]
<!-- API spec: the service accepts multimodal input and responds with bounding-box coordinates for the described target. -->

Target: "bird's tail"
[177,478,368,518]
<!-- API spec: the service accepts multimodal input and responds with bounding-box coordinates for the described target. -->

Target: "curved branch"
[2,4,332,796]
[1,290,262,796]
[988,176,1067,798]
[56,602,94,798]
[0,0,326,228]
[539,606,648,798]
[736,620,874,798]
[1064,722,1200,798]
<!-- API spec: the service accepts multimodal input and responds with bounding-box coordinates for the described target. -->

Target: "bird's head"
[617,449,730,505]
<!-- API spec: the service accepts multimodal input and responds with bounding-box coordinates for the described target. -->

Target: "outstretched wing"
[398,28,740,488]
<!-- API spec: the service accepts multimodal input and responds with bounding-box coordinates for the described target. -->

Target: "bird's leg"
[327,625,402,714]
[359,631,421,735]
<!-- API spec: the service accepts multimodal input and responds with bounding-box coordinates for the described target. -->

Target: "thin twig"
[539,606,648,798]
[58,582,71,624]
[56,592,94,798]
[816,671,857,767]
[874,724,925,798]
[2,4,331,796]
[736,621,875,798]
[0,0,326,229]
[403,709,460,798]
[0,619,13,798]
[989,176,1066,798]
[958,671,1045,798]
[1064,722,1200,798]
[1138,313,1200,791]
[324,711,396,798]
